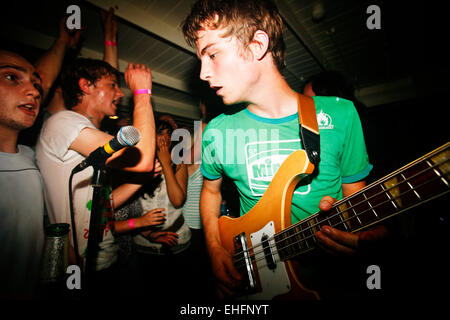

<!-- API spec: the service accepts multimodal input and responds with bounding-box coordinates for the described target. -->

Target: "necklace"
[74,109,95,123]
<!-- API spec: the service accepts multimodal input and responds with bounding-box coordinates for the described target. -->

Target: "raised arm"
[157,134,187,207]
[101,7,119,69]
[107,62,156,171]
[70,63,155,172]
[34,16,81,100]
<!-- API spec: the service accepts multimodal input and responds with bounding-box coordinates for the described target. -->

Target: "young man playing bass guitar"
[182,0,387,299]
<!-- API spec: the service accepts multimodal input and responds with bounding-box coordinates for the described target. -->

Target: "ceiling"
[0,0,440,125]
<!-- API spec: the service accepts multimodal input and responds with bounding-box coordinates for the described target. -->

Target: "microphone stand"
[84,163,108,295]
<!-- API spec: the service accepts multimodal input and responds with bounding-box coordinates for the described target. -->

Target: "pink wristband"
[134,89,152,96]
[105,40,117,46]
[128,219,135,230]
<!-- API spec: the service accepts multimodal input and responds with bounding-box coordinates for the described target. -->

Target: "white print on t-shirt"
[317,110,334,129]
[245,139,311,197]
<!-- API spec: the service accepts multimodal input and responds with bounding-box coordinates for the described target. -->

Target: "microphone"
[72,125,141,173]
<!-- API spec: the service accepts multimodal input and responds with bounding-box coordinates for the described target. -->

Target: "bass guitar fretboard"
[275,143,450,261]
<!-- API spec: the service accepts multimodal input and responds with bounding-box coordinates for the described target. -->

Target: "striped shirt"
[182,167,203,229]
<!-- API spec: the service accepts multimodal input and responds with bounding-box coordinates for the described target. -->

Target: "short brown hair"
[61,58,120,109]
[181,0,286,71]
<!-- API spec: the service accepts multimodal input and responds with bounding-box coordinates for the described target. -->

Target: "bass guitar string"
[231,158,449,270]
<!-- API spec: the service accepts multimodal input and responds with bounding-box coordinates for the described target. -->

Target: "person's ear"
[78,78,93,95]
[249,30,270,61]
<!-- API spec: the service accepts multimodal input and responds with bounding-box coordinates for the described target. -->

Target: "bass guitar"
[218,142,449,299]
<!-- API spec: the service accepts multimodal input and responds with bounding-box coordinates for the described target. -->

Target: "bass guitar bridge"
[233,222,291,299]
[233,232,257,292]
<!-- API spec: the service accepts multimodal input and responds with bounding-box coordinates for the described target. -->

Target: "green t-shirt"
[201,96,372,223]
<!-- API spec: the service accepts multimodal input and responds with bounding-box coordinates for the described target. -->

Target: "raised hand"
[100,7,118,42]
[124,62,152,93]
[58,15,82,49]
[156,134,171,164]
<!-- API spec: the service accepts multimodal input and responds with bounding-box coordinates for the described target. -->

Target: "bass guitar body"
[218,149,320,300]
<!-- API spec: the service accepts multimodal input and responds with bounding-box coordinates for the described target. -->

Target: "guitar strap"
[296,93,321,167]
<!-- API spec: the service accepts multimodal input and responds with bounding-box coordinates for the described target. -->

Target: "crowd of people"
[0,6,214,300]
[1,0,399,302]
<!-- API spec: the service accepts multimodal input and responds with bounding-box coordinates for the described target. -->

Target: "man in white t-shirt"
[0,50,45,299]
[36,58,157,292]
